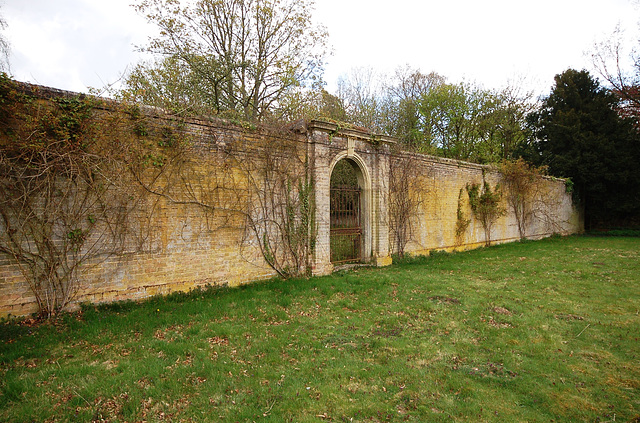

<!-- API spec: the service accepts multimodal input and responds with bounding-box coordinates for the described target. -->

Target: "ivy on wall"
[0,75,154,317]
[1,77,321,317]
[466,177,506,246]
[455,188,471,246]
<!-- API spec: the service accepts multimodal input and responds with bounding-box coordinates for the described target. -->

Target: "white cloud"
[3,0,150,91]
[2,0,638,96]
[315,0,640,94]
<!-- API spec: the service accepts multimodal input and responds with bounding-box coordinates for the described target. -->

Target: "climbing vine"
[455,188,471,246]
[238,130,316,278]
[499,159,548,239]
[0,75,155,317]
[466,178,506,246]
[389,152,427,258]
[129,118,318,279]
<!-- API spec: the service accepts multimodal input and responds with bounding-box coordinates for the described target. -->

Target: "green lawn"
[1,235,639,422]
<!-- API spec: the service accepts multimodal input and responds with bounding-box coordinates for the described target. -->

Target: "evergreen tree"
[528,69,640,228]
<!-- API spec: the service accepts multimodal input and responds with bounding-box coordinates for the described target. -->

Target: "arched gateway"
[306,121,394,275]
[329,158,367,263]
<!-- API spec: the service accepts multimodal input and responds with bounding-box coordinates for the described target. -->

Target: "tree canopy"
[527,69,640,227]
[330,67,534,162]
[591,27,640,123]
[126,0,329,120]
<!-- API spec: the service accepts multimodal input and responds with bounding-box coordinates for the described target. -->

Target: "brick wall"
[388,152,581,256]
[0,83,582,318]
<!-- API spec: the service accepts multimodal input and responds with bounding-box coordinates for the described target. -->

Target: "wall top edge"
[12,81,246,126]
[393,150,490,171]
[307,120,397,144]
[8,81,402,145]
[9,81,566,185]
[392,150,570,183]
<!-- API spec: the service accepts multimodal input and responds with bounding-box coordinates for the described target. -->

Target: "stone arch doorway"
[329,157,370,263]
[307,120,392,276]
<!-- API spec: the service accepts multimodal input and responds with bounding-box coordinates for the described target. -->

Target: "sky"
[2,0,639,98]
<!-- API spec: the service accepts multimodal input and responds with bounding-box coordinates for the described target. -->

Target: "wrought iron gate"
[330,186,362,263]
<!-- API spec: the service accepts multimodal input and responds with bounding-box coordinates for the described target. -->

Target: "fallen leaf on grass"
[208,336,229,346]
[493,307,512,316]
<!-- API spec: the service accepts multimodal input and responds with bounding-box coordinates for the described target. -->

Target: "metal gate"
[330,186,362,263]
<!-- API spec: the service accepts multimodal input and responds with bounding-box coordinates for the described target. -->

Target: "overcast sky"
[2,0,639,98]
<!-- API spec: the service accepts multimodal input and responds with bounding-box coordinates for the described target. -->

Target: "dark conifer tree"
[527,69,640,228]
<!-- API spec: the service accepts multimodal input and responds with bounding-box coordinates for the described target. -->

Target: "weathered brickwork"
[394,153,580,255]
[0,84,582,318]
[305,121,395,274]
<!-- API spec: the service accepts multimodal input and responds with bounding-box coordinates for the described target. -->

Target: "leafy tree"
[334,66,447,149]
[415,82,533,163]
[382,66,446,150]
[488,84,537,160]
[276,87,347,122]
[121,56,219,116]
[418,83,468,157]
[315,89,348,122]
[417,83,490,161]
[129,0,329,121]
[331,68,532,162]
[527,69,640,228]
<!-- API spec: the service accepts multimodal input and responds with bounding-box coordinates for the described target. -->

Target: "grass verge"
[1,235,639,422]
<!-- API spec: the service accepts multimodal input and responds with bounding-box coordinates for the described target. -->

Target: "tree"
[121,56,219,116]
[591,26,640,122]
[335,67,384,131]
[416,82,532,163]
[527,69,640,228]
[0,7,10,72]
[333,66,447,149]
[383,66,446,150]
[417,82,494,161]
[275,87,347,122]
[130,0,329,120]
[488,83,537,160]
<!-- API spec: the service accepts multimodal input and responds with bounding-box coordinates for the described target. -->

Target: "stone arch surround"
[307,121,395,275]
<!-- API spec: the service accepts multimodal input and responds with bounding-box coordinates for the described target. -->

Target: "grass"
[0,235,639,422]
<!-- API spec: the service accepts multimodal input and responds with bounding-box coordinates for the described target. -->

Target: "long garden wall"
[0,83,582,318]
[392,152,579,255]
